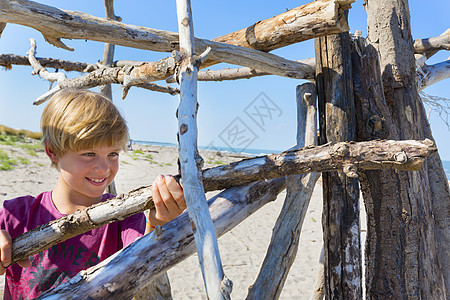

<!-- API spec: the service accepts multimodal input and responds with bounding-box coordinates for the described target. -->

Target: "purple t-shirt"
[0,191,145,299]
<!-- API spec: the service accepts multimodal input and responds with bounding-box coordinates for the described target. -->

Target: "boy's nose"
[94,158,110,173]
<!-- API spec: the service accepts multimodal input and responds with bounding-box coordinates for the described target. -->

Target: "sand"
[0,140,334,299]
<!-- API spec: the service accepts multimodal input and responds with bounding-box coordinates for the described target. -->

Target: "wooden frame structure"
[0,0,448,299]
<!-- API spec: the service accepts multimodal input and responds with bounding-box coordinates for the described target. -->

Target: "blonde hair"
[41,89,129,166]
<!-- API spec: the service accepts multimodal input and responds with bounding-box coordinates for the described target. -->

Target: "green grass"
[18,157,29,165]
[25,149,38,157]
[132,149,144,155]
[0,149,17,170]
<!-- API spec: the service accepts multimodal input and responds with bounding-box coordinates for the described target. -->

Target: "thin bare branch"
[0,54,89,72]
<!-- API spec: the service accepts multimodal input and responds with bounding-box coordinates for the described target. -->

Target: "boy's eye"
[83,152,96,157]
[108,152,119,157]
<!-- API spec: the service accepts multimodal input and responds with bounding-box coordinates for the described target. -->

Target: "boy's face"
[52,145,121,201]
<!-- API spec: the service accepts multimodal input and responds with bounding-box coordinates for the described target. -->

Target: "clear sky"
[0,0,449,159]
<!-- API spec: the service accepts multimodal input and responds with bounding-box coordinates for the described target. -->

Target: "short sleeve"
[120,212,146,247]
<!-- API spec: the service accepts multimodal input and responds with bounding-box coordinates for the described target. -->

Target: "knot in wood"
[394,151,408,163]
[220,275,233,297]
[331,142,349,157]
[423,138,435,148]
[180,123,188,135]
[154,225,163,239]
[181,17,189,26]
[343,164,358,178]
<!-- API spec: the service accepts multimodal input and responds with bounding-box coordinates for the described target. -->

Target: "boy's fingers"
[151,183,169,221]
[164,175,186,210]
[0,230,12,268]
[18,258,31,269]
[156,176,182,213]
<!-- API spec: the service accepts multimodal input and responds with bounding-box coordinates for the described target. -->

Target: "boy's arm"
[0,230,30,274]
[145,175,185,234]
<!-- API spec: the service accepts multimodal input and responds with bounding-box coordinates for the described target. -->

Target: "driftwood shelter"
[0,0,449,299]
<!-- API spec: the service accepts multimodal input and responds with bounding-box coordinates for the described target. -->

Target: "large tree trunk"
[359,1,449,298]
[315,20,362,298]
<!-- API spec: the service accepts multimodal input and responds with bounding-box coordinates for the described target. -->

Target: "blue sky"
[0,0,449,159]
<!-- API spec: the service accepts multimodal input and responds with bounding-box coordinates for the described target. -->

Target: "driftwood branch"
[414,29,450,54]
[166,58,316,83]
[36,179,286,299]
[26,40,179,104]
[417,59,450,91]
[175,1,228,299]
[212,0,354,51]
[11,139,436,265]
[0,54,89,72]
[0,0,348,78]
[247,82,320,299]
[415,29,450,67]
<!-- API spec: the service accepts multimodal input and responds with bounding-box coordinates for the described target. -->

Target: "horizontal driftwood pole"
[37,179,286,299]
[0,0,347,78]
[11,139,436,264]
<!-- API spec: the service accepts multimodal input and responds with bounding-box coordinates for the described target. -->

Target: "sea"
[133,140,450,181]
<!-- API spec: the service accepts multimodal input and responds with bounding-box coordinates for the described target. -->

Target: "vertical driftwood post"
[101,0,118,196]
[175,1,230,299]
[357,1,449,298]
[246,82,319,299]
[314,11,362,299]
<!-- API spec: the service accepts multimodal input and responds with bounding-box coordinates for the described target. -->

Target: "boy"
[0,89,185,299]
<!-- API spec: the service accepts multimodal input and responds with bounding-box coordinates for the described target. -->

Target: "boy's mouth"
[86,177,107,184]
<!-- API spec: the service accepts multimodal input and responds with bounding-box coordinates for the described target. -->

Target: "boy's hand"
[148,175,186,228]
[0,230,31,275]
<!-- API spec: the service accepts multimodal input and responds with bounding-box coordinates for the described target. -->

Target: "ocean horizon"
[133,140,450,181]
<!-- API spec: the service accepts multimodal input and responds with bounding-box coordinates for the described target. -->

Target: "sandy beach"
[0,139,336,299]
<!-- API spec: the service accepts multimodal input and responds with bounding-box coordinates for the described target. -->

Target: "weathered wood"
[0,22,5,37]
[212,0,354,51]
[102,0,118,196]
[166,58,316,83]
[312,248,325,300]
[175,1,228,299]
[10,139,436,265]
[418,59,450,91]
[0,54,90,71]
[133,273,173,300]
[362,1,449,297]
[0,0,352,54]
[415,29,450,63]
[36,179,287,299]
[246,83,319,299]
[0,0,319,82]
[315,12,362,298]
[414,30,450,54]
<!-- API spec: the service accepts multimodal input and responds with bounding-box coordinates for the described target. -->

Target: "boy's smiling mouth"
[86,177,107,184]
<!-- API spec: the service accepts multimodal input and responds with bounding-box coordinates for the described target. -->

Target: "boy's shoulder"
[3,191,50,210]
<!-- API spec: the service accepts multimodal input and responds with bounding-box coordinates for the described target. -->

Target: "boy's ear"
[45,144,59,163]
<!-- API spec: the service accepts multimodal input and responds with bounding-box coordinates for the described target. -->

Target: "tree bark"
[360,1,449,298]
[10,139,436,265]
[315,13,362,298]
[246,83,319,299]
[36,179,287,299]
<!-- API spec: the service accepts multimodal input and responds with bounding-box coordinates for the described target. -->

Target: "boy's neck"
[51,177,103,214]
